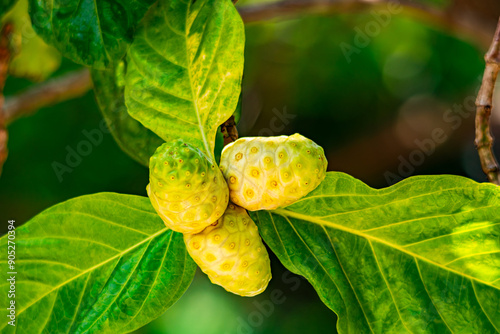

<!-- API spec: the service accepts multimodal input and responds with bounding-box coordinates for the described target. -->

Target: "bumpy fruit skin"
[184,204,271,297]
[219,133,327,211]
[148,140,229,234]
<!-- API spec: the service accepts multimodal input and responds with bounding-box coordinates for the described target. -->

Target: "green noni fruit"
[219,133,327,211]
[148,140,229,234]
[184,204,272,297]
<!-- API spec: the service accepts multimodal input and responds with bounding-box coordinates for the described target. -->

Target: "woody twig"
[475,17,500,185]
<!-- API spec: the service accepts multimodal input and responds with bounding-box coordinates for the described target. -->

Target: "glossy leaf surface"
[0,193,196,333]
[3,0,61,81]
[125,0,244,157]
[253,173,500,334]
[29,0,156,68]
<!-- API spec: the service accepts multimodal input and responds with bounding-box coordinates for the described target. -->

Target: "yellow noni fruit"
[184,204,271,297]
[148,140,229,234]
[219,133,327,211]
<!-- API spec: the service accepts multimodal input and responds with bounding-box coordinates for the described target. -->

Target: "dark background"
[1,2,499,333]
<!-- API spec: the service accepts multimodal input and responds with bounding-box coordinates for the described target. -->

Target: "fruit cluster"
[147,134,327,296]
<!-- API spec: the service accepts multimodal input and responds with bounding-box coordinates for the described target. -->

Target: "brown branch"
[238,0,498,48]
[3,68,92,125]
[475,17,500,185]
[221,115,239,146]
[0,23,13,176]
[239,0,431,23]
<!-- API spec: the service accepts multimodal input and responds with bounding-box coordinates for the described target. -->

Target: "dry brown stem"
[475,17,500,185]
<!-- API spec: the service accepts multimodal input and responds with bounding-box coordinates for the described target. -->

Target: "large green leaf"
[92,62,163,167]
[0,193,196,334]
[29,0,156,68]
[252,173,500,334]
[125,0,244,158]
[2,0,61,81]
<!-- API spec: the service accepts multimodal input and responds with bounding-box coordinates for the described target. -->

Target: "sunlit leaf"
[2,0,60,81]
[125,0,244,158]
[0,193,196,333]
[253,173,500,334]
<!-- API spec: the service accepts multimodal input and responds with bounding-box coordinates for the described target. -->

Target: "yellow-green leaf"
[3,0,61,82]
[0,193,196,333]
[125,0,244,158]
[253,173,500,334]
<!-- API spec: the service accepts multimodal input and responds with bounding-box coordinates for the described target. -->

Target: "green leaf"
[125,0,244,158]
[214,127,224,164]
[2,0,61,81]
[252,173,500,334]
[0,193,196,334]
[29,0,156,69]
[92,61,164,167]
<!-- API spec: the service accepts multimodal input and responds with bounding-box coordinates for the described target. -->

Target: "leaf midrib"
[274,209,499,289]
[119,232,174,330]
[15,225,170,318]
[184,0,210,156]
[79,234,151,332]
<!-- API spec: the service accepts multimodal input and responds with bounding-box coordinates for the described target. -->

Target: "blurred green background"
[1,2,498,333]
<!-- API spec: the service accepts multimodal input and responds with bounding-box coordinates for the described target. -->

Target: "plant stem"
[475,17,500,185]
[221,115,239,146]
[3,68,92,125]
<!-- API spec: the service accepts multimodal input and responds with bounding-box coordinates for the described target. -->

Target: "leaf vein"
[66,273,91,334]
[50,211,150,236]
[38,287,59,334]
[128,55,193,103]
[368,240,412,333]
[472,281,500,333]
[415,260,454,333]
[14,259,82,272]
[119,232,173,329]
[15,227,170,318]
[279,215,350,329]
[319,225,375,334]
[20,236,121,253]
[129,94,198,126]
[444,250,500,266]
[362,205,499,233]
[82,240,152,332]
[403,222,500,248]
[274,209,499,288]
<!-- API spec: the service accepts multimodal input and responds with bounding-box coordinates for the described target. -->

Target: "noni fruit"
[148,140,229,234]
[184,204,271,297]
[219,133,327,211]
